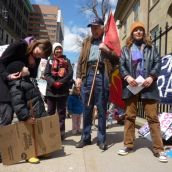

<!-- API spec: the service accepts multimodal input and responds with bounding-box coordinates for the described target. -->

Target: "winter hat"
[130,21,145,34]
[7,61,25,74]
[52,42,63,53]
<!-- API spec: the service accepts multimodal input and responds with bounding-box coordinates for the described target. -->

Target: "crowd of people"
[0,17,168,164]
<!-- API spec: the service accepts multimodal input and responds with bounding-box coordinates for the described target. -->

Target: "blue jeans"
[81,67,109,143]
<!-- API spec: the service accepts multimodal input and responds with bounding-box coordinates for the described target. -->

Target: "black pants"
[0,103,13,126]
[46,96,67,134]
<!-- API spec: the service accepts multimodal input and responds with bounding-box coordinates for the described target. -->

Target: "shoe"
[97,142,107,150]
[75,139,91,148]
[27,157,40,164]
[117,147,133,156]
[158,152,168,163]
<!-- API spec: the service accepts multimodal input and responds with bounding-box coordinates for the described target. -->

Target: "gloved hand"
[52,81,63,89]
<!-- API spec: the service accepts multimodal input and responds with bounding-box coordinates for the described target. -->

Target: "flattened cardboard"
[0,114,61,165]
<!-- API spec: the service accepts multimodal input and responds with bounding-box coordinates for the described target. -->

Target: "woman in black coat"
[44,42,73,140]
[117,22,167,163]
[0,37,52,126]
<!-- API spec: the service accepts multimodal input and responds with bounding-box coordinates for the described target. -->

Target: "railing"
[153,22,172,56]
[137,103,172,119]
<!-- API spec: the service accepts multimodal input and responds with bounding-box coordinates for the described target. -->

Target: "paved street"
[0,118,171,172]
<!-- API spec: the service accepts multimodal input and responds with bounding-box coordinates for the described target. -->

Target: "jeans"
[81,67,109,143]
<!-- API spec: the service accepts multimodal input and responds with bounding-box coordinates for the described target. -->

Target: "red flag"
[109,68,125,109]
[103,12,121,57]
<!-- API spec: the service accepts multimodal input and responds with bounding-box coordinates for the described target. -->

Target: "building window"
[150,25,160,52]
[167,4,172,18]
[133,1,140,21]
[150,25,159,40]
[43,14,56,18]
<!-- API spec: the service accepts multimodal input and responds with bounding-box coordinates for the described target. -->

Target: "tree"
[80,0,110,21]
[75,0,111,48]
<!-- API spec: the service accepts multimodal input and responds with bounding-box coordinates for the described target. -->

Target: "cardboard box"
[0,114,62,165]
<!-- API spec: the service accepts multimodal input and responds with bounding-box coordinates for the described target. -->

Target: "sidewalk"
[0,117,171,172]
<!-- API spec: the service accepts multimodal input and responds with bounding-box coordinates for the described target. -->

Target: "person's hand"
[142,76,153,88]
[99,43,111,54]
[25,117,35,124]
[52,81,63,88]
[8,72,21,80]
[126,75,138,87]
[75,78,82,88]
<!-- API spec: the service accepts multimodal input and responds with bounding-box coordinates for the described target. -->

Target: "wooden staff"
[87,52,101,106]
[29,100,37,157]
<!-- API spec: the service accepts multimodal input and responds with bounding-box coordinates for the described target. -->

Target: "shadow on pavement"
[134,137,153,152]
[40,146,71,161]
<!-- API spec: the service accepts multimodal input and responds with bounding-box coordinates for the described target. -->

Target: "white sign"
[0,44,9,57]
[37,58,48,96]
[138,113,172,141]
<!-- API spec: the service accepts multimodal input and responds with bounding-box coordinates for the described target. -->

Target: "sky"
[30,0,118,63]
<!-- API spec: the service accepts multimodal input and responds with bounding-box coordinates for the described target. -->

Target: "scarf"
[130,43,145,78]
[51,55,68,78]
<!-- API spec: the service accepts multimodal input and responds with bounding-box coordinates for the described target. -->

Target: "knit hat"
[130,21,145,34]
[52,42,63,53]
[7,61,25,74]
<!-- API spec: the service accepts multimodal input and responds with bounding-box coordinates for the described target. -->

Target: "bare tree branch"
[79,0,110,20]
[76,0,112,47]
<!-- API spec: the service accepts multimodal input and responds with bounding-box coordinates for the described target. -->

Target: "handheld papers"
[127,75,145,95]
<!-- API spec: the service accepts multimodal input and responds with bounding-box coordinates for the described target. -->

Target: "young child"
[67,86,83,135]
[7,61,47,164]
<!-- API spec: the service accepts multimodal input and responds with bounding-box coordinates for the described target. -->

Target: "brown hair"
[27,39,52,58]
[126,33,152,49]
[71,86,81,95]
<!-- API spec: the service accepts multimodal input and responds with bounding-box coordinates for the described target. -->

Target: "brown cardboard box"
[0,114,62,165]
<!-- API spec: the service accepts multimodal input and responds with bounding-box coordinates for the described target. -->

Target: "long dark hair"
[27,39,52,58]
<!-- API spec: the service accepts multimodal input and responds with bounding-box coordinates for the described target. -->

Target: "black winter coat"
[0,40,40,102]
[8,77,47,121]
[44,55,73,97]
[120,45,161,100]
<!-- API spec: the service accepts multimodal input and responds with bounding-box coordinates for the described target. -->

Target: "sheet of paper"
[127,75,145,95]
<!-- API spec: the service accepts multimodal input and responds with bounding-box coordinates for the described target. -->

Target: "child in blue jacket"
[67,86,83,134]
